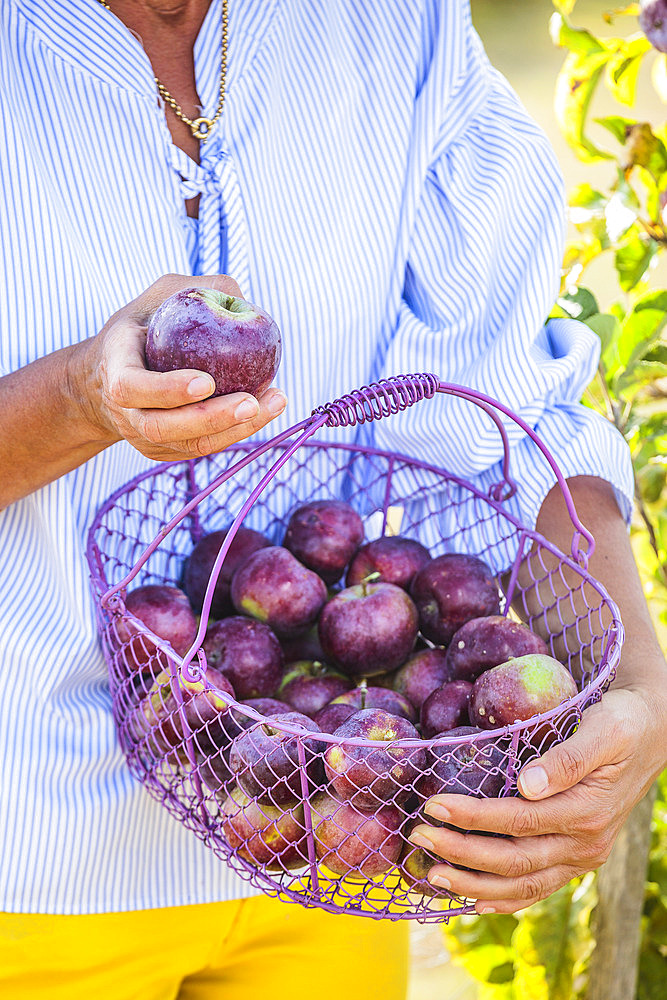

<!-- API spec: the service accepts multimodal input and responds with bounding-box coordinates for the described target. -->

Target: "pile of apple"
[114,498,578,895]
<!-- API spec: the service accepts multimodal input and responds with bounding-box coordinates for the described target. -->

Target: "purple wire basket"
[86,375,624,923]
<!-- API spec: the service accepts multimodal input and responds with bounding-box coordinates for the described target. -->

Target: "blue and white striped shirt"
[0,0,633,913]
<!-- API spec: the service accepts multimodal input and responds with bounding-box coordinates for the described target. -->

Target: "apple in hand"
[445,615,549,683]
[282,499,364,585]
[329,683,417,722]
[345,535,431,590]
[420,681,473,739]
[229,710,325,805]
[183,526,271,619]
[392,648,454,711]
[145,288,282,398]
[231,546,328,638]
[324,708,426,809]
[410,553,501,646]
[277,660,352,718]
[318,580,419,677]
[310,790,403,878]
[202,615,284,700]
[220,785,307,872]
[469,653,578,729]
[399,820,450,897]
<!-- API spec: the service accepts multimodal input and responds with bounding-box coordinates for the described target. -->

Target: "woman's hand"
[74,273,287,462]
[408,681,666,915]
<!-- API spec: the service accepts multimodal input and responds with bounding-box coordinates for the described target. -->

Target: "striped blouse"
[0,0,633,913]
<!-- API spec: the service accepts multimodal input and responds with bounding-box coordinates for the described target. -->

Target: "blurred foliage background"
[409,2,667,998]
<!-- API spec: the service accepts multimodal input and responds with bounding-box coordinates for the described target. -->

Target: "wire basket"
[86,375,623,923]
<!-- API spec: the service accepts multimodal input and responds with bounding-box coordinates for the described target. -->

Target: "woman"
[0,1,665,997]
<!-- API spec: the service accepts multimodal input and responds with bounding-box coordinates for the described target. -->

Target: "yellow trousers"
[0,894,409,1000]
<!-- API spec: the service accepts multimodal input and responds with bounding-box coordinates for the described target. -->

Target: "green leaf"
[605,36,652,106]
[554,49,615,162]
[618,305,667,368]
[595,114,637,144]
[556,287,599,320]
[623,123,667,181]
[614,233,659,291]
[584,312,622,357]
[568,182,608,211]
[552,0,579,17]
[549,13,605,56]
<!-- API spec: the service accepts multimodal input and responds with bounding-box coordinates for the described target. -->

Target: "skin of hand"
[408,476,667,914]
[73,272,287,461]
[0,273,287,509]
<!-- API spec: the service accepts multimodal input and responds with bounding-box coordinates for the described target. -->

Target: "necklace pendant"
[190,116,214,141]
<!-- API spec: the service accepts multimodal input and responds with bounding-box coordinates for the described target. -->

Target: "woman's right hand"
[74,273,287,462]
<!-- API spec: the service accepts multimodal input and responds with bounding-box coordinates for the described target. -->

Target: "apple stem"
[361,571,381,597]
[359,678,368,710]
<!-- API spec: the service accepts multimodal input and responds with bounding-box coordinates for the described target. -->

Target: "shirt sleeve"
[372,5,634,542]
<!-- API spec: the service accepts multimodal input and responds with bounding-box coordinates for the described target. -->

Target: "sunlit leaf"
[622,123,667,179]
[584,312,622,356]
[595,114,637,143]
[556,286,600,320]
[554,49,615,162]
[605,35,653,105]
[549,13,605,54]
[614,232,659,289]
[552,0,579,16]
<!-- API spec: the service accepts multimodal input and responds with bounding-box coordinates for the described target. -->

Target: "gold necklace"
[96,0,228,142]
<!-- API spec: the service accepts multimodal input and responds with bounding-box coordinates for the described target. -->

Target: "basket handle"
[313,373,595,567]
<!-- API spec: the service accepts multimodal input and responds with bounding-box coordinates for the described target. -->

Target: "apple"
[318,580,419,678]
[280,625,326,665]
[310,790,403,878]
[445,615,549,683]
[183,526,271,619]
[229,710,325,805]
[392,648,454,711]
[282,499,364,585]
[640,0,667,52]
[116,582,198,675]
[328,683,416,722]
[202,615,284,700]
[277,660,352,718]
[345,535,431,590]
[231,546,328,638]
[420,681,473,739]
[410,553,501,646]
[469,653,578,729]
[312,701,358,733]
[324,708,426,809]
[398,821,448,897]
[145,288,282,398]
[220,785,307,872]
[417,725,508,804]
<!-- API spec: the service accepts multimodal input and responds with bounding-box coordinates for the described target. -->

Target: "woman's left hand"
[408,682,667,914]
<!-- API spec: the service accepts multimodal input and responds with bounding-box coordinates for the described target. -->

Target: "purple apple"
[445,615,550,683]
[318,580,419,678]
[220,785,307,872]
[345,535,431,590]
[202,615,284,700]
[640,0,667,52]
[410,554,501,646]
[116,583,198,674]
[417,726,508,805]
[145,288,282,398]
[470,653,578,730]
[420,681,473,739]
[280,625,326,665]
[329,683,416,722]
[324,708,426,809]
[399,820,449,897]
[282,499,364,585]
[310,790,403,878]
[392,648,454,711]
[229,710,325,805]
[183,526,271,619]
[231,546,328,638]
[277,660,352,718]
[312,702,358,733]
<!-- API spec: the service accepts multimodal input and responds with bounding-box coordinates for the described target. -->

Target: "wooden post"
[587,784,657,1000]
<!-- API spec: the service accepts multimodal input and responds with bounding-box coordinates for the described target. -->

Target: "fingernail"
[234,399,260,421]
[477,905,496,915]
[408,830,435,851]
[424,802,450,823]
[519,765,548,797]
[267,391,287,415]
[188,375,215,397]
[428,873,451,890]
